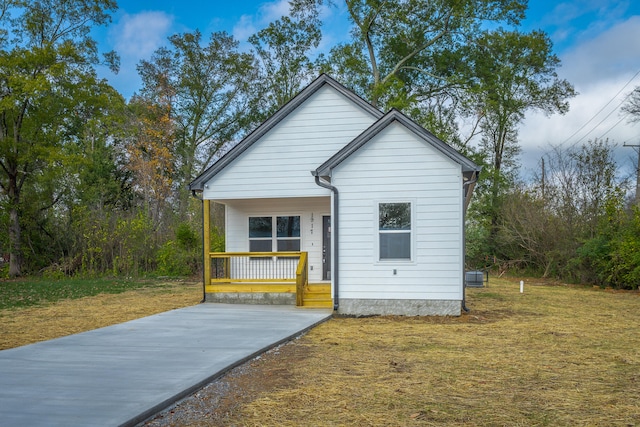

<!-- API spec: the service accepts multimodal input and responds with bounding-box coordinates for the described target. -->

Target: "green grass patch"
[0,277,163,310]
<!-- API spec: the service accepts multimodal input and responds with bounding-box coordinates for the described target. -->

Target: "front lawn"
[0,278,201,350]
[220,277,640,426]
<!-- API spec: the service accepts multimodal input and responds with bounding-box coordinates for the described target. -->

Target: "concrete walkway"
[0,304,332,427]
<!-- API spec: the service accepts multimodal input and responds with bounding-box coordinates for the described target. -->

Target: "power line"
[561,68,640,146]
[571,93,634,146]
[598,114,628,139]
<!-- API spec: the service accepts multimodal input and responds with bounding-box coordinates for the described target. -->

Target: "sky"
[94,0,640,179]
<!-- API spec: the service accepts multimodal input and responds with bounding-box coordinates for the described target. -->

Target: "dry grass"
[0,281,202,350]
[4,276,640,426]
[225,277,640,426]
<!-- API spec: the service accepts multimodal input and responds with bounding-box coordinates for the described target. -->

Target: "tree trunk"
[488,128,507,256]
[8,186,22,277]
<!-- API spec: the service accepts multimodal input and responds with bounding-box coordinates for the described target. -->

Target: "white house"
[189,74,480,316]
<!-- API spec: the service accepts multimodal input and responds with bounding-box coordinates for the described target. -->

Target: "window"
[249,216,300,252]
[276,216,301,251]
[379,202,411,260]
[249,217,273,252]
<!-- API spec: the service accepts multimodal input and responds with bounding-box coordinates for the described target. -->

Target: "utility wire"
[598,114,628,139]
[561,68,640,146]
[571,93,634,147]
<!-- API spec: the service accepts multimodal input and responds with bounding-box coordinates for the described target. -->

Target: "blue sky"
[96,0,640,176]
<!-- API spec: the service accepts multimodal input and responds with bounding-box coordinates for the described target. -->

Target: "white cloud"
[560,16,640,87]
[259,0,291,22]
[232,15,257,43]
[518,16,640,177]
[102,11,174,99]
[232,0,290,42]
[110,11,174,59]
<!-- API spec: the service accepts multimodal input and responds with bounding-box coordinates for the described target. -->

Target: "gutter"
[461,172,479,313]
[191,190,207,303]
[312,174,339,311]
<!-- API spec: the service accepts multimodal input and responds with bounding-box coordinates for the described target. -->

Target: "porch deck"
[205,252,332,308]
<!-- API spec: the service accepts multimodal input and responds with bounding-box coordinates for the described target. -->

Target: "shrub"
[176,223,198,250]
[156,240,198,277]
[606,212,640,289]
[211,226,225,252]
[573,207,640,290]
[156,223,202,277]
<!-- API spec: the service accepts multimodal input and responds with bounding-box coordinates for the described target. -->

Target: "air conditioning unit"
[465,270,487,288]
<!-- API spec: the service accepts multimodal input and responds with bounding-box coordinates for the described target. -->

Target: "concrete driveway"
[0,303,332,426]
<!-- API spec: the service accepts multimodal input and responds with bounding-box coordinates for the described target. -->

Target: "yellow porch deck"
[204,249,331,308]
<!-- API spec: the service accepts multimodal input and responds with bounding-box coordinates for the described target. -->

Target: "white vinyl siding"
[332,121,464,301]
[203,85,378,200]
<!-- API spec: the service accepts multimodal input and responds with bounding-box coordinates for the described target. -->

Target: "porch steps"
[302,283,332,308]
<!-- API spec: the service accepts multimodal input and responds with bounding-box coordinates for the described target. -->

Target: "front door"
[322,216,331,281]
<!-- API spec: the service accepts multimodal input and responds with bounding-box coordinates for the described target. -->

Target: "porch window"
[379,202,411,260]
[249,216,301,252]
[249,217,273,252]
[277,216,301,251]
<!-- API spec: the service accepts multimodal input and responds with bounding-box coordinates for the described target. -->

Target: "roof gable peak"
[314,108,481,176]
[189,74,382,191]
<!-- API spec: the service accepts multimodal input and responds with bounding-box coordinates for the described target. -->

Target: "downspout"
[191,190,207,303]
[461,172,479,313]
[313,175,339,311]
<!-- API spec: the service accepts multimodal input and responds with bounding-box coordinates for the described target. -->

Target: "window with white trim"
[249,216,301,252]
[378,202,411,260]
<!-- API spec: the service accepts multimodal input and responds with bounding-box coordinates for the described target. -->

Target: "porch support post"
[203,199,211,289]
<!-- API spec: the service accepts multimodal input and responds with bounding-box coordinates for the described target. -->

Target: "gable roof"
[189,74,383,191]
[313,108,481,178]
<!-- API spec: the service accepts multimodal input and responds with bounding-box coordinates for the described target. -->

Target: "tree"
[621,86,640,205]
[494,186,565,277]
[125,97,175,230]
[318,0,527,110]
[491,139,626,280]
[464,29,576,254]
[0,0,119,276]
[621,86,640,121]
[137,31,260,218]
[542,139,624,239]
[249,13,321,114]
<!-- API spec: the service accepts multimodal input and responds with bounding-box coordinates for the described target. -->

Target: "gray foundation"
[205,292,296,305]
[337,298,461,316]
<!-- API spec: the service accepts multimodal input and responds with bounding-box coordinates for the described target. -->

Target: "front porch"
[204,251,332,308]
[200,198,333,308]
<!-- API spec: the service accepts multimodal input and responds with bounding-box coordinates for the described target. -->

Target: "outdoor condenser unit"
[465,270,488,288]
